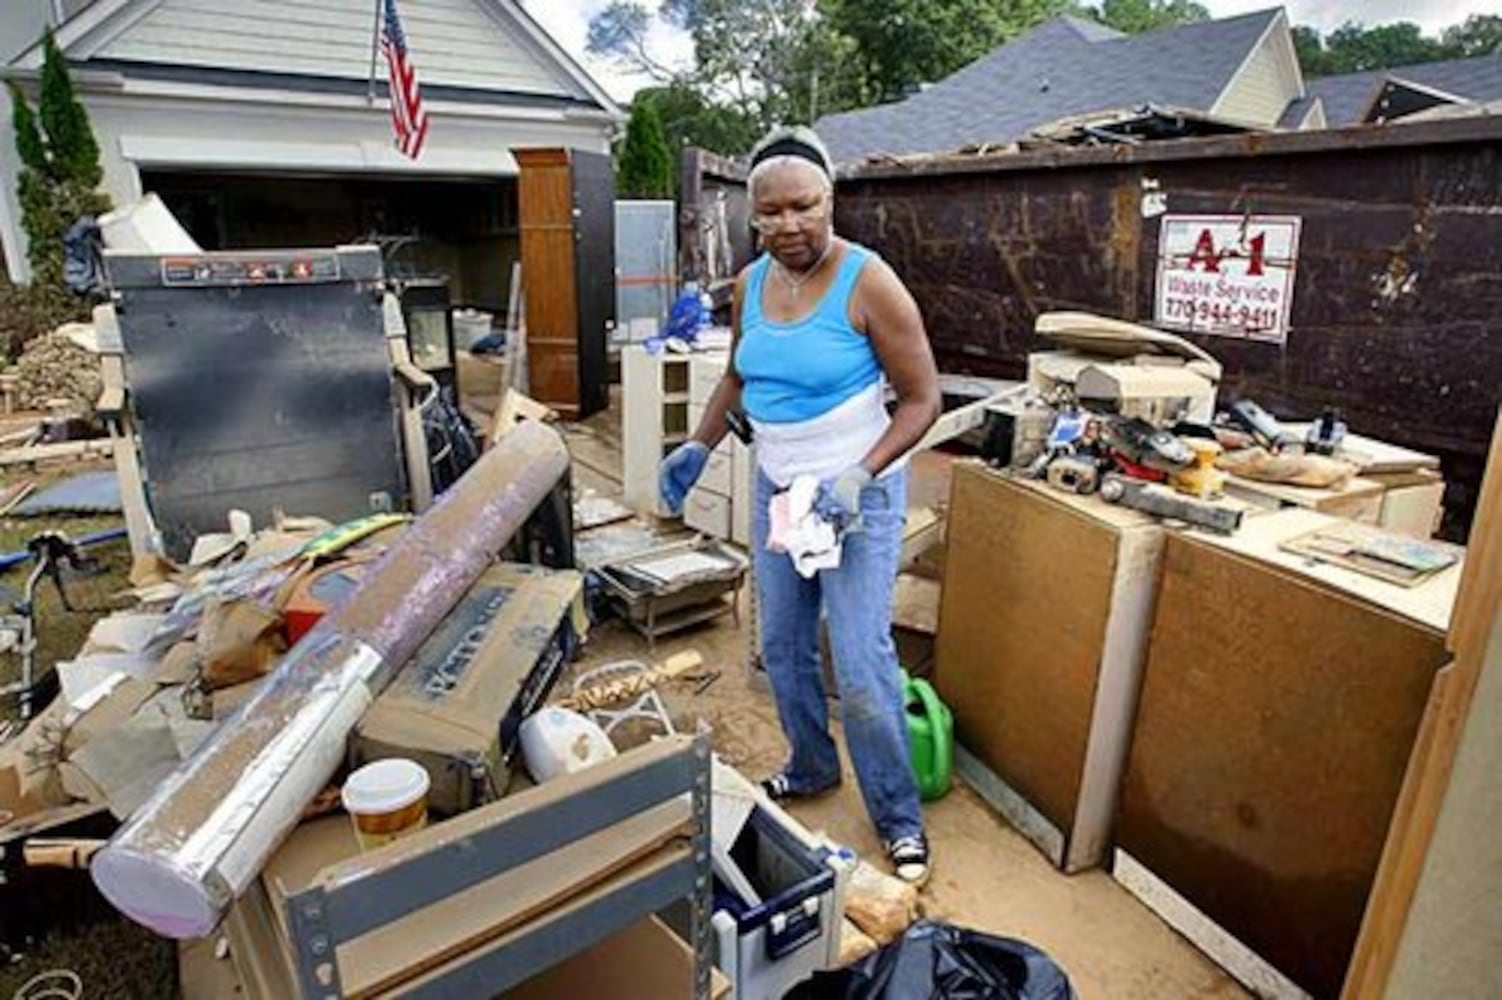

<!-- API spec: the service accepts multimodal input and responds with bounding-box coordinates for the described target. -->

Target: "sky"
[521,0,1502,102]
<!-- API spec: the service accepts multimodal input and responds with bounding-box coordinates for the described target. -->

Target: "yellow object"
[1173,439,1227,498]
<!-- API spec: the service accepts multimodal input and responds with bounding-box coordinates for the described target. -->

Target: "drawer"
[684,488,731,539]
[701,448,733,494]
[690,355,729,405]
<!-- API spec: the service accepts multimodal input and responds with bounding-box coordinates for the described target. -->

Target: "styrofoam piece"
[98,194,201,254]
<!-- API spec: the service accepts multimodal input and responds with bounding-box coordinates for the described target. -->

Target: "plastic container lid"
[341,758,431,816]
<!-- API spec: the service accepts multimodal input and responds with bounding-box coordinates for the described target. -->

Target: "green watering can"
[902,671,953,801]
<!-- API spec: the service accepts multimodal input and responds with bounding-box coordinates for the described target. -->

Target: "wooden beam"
[1342,411,1502,999]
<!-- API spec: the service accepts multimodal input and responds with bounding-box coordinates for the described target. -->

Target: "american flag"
[380,0,429,159]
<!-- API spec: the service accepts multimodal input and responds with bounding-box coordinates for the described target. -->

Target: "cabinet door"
[571,149,616,418]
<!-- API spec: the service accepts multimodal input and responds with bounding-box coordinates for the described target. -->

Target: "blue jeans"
[753,466,924,843]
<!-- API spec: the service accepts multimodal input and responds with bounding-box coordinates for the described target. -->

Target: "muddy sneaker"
[885,834,931,887]
[759,773,840,803]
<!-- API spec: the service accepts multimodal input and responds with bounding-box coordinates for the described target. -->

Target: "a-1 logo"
[1185,227,1267,276]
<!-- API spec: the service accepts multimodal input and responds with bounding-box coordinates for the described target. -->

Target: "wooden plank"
[339,800,693,998]
[383,846,693,999]
[1119,532,1451,998]
[516,148,581,416]
[935,466,1155,855]
[0,438,113,466]
[1225,473,1385,523]
[1341,413,1502,999]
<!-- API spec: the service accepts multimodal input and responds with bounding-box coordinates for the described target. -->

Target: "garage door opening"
[143,171,519,319]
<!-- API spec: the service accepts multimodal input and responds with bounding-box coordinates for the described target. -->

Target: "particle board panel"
[1117,532,1451,998]
[935,465,1162,869]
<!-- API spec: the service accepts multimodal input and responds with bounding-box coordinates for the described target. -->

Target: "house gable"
[1210,8,1304,127]
[11,0,613,109]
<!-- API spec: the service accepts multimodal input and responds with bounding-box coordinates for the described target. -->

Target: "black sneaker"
[759,773,840,802]
[885,833,931,887]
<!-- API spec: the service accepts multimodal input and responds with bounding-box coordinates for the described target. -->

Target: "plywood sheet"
[1118,533,1450,998]
[936,466,1139,837]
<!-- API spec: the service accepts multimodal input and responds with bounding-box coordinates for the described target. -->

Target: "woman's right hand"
[658,441,710,515]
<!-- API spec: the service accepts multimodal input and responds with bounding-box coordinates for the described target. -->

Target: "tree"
[588,0,850,138]
[823,0,1073,103]
[1291,24,1334,77]
[632,83,760,157]
[1294,20,1454,77]
[1441,14,1502,58]
[617,101,675,198]
[1092,0,1208,35]
[6,32,109,352]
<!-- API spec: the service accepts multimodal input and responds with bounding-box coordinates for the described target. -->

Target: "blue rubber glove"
[658,441,710,515]
[815,465,872,531]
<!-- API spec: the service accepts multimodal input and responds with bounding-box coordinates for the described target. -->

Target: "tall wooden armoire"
[513,147,615,418]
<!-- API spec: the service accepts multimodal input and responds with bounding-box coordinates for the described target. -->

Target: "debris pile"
[13,324,102,416]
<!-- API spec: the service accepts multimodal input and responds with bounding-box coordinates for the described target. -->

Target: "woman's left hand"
[816,465,871,530]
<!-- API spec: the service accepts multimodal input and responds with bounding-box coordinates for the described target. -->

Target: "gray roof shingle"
[1307,54,1502,125]
[816,8,1282,162]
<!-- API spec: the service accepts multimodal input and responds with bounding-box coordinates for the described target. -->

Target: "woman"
[659,126,942,885]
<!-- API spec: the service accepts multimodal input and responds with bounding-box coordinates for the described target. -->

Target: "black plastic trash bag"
[844,920,1076,1000]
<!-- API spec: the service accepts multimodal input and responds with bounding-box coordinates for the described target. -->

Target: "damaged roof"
[816,9,1283,163]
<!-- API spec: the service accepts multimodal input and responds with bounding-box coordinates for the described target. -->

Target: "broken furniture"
[96,246,439,561]
[90,423,570,940]
[621,346,755,546]
[686,352,754,545]
[223,736,715,999]
[1114,508,1462,999]
[934,464,1165,872]
[595,538,748,651]
[515,147,615,419]
[1283,423,1447,538]
[1029,311,1222,424]
[351,563,587,816]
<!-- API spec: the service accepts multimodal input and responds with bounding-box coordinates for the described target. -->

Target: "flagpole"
[367,0,382,105]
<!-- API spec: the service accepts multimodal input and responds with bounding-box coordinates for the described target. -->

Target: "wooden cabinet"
[1115,509,1459,998]
[514,147,613,418]
[934,465,1165,872]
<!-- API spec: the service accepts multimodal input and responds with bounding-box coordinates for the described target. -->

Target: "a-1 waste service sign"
[1153,214,1301,345]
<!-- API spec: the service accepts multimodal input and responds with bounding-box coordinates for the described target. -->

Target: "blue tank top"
[735,243,882,424]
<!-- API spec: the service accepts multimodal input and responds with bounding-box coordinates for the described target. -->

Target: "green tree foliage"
[823,0,1074,103]
[633,83,760,157]
[1440,14,1502,58]
[5,31,110,352]
[617,100,675,198]
[1294,16,1497,78]
[1091,0,1207,35]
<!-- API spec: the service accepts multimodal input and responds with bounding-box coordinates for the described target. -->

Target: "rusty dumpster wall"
[680,122,1502,530]
[835,126,1502,529]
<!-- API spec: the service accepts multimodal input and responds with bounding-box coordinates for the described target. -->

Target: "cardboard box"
[352,563,585,816]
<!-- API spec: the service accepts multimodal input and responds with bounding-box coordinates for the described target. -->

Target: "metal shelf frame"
[283,735,714,999]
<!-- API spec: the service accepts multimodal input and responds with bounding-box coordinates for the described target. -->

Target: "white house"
[0,0,622,312]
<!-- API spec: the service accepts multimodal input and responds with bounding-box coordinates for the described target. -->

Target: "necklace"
[774,240,835,300]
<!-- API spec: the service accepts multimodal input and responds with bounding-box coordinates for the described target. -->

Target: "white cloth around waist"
[750,382,904,486]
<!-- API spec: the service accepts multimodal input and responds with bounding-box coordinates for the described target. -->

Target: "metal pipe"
[91,421,571,938]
